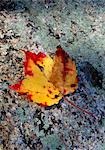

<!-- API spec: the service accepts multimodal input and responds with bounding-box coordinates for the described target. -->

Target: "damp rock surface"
[0,0,105,150]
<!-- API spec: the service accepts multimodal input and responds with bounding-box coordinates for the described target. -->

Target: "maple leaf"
[10,46,78,106]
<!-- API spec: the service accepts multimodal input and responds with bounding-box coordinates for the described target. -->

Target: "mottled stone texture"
[0,0,105,150]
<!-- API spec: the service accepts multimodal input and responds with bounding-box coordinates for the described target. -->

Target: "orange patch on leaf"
[22,50,46,76]
[49,45,78,95]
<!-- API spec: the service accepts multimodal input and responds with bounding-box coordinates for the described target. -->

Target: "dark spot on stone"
[35,109,42,120]
[82,62,103,88]
[43,124,53,135]
[67,39,74,44]
[56,145,62,150]
[71,20,77,25]
[58,119,62,124]
[73,33,77,36]
[75,4,78,9]
[98,117,103,125]
[0,1,25,11]
[3,89,8,93]
[1,110,6,116]
[4,34,12,40]
[80,93,87,99]
[55,34,60,39]
[8,46,18,52]
[56,45,61,49]
[72,111,76,115]
[39,121,44,131]
[56,99,63,109]
[78,121,82,126]
[48,28,55,37]
[12,99,16,103]
[16,57,22,62]
[45,105,53,110]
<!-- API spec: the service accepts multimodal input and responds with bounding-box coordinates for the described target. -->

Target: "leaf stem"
[64,97,97,119]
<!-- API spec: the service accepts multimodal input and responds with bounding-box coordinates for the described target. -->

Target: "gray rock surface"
[0,0,105,149]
